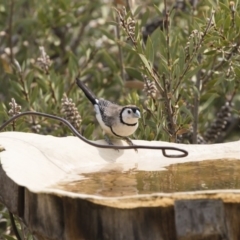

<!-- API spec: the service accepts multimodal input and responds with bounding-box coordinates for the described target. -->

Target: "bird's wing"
[98,99,120,127]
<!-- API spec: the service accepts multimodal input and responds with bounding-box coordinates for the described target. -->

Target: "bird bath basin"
[52,159,240,197]
[0,132,240,240]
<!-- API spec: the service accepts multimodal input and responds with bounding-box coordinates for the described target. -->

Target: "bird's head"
[120,106,141,125]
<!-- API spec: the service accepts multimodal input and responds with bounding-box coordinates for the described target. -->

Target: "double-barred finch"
[76,78,141,146]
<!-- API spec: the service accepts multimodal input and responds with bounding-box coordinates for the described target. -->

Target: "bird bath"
[0,131,240,240]
[51,159,240,197]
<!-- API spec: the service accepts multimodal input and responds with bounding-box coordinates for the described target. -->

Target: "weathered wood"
[0,166,21,215]
[1,132,240,240]
[24,190,177,240]
[175,199,229,240]
[224,203,240,240]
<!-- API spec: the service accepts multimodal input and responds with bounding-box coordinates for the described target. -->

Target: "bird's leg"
[124,137,135,146]
[104,135,119,151]
[104,134,114,145]
[123,137,138,152]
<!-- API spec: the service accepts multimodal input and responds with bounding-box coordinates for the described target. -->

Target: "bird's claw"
[104,135,119,151]
[124,137,138,153]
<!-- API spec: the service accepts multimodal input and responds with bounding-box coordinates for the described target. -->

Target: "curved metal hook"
[0,111,188,158]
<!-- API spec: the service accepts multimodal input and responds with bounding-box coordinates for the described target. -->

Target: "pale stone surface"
[0,131,240,205]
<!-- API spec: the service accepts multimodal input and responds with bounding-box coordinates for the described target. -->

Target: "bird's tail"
[76,78,97,105]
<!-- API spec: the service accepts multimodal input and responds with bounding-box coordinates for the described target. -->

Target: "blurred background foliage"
[0,0,239,142]
[0,0,240,239]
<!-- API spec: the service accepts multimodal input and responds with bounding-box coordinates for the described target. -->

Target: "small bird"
[76,78,141,147]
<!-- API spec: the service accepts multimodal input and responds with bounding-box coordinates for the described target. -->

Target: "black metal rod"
[0,111,188,158]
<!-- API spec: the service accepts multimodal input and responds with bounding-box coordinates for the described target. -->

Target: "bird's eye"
[127,110,131,114]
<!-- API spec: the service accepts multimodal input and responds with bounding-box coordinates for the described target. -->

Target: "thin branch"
[164,0,171,71]
[162,74,176,138]
[67,50,97,96]
[70,6,96,52]
[229,1,235,28]
[192,40,239,144]
[173,10,215,94]
[46,75,57,105]
[116,14,125,82]
[162,0,177,139]
[202,42,240,84]
[8,0,14,63]
[192,67,202,143]
[125,0,133,18]
[12,58,30,103]
[18,72,30,103]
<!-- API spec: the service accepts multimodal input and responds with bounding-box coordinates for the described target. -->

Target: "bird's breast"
[111,122,139,137]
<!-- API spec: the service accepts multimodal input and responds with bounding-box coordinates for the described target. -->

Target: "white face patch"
[121,108,140,125]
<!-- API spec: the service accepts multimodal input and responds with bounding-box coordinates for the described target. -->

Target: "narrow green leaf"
[234,67,240,78]
[184,65,202,80]
[219,2,230,12]
[145,37,154,64]
[153,4,162,16]
[173,64,180,81]
[179,105,193,120]
[235,14,240,29]
[178,47,185,73]
[134,21,140,42]
[100,50,117,71]
[138,54,152,73]
[133,5,142,17]
[144,125,150,139]
[159,30,167,58]
[203,50,217,55]
[84,123,94,139]
[199,93,219,113]
[3,235,16,240]
[30,85,39,105]
[67,51,79,75]
[150,28,161,53]
[170,38,179,59]
[223,15,231,30]
[188,37,194,56]
[125,67,142,80]
[136,38,143,54]
[99,28,115,41]
[158,57,169,74]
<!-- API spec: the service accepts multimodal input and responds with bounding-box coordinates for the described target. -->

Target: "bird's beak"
[134,110,141,118]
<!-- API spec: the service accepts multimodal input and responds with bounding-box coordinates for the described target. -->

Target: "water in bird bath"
[54,159,240,197]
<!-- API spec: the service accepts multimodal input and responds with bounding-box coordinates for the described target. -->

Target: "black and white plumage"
[76,78,141,143]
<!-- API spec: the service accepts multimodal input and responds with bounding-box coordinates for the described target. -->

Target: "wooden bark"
[0,132,240,240]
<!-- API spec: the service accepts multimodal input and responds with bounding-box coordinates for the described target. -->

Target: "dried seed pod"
[8,98,21,117]
[61,94,82,130]
[204,102,232,143]
[142,75,160,100]
[177,127,207,144]
[36,46,52,74]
